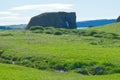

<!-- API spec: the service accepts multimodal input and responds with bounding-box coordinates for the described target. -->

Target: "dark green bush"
[54,63,65,70]
[0,50,4,56]
[30,26,44,30]
[93,32,120,39]
[45,30,54,34]
[75,66,105,75]
[54,31,63,35]
[113,68,120,73]
[0,33,13,36]
[79,30,97,36]
[56,28,69,34]
[75,68,88,75]
[45,27,56,32]
[1,60,12,64]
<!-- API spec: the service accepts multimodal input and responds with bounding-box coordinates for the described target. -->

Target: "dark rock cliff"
[26,12,76,29]
[116,16,120,22]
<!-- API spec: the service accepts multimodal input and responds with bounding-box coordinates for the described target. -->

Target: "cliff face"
[26,12,76,29]
[116,16,120,22]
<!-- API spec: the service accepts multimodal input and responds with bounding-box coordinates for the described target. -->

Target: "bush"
[113,68,120,73]
[45,30,54,34]
[75,68,88,75]
[0,50,4,56]
[30,26,44,30]
[54,31,63,35]
[79,30,97,36]
[0,33,13,36]
[75,66,105,75]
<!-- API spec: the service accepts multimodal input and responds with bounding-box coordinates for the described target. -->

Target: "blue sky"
[0,0,120,25]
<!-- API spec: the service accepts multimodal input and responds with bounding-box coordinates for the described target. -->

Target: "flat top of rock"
[35,12,76,17]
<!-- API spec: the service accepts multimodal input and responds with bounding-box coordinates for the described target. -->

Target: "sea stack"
[26,12,77,29]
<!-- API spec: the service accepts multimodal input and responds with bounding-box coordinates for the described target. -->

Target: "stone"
[116,16,120,22]
[26,12,77,29]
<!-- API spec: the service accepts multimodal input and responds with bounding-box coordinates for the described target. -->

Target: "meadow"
[0,22,120,79]
[0,63,120,80]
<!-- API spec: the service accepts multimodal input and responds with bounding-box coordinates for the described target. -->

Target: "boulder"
[116,16,120,22]
[26,12,76,29]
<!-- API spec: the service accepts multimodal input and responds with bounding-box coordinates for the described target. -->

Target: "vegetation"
[29,26,120,39]
[0,22,120,79]
[88,22,120,35]
[0,63,120,80]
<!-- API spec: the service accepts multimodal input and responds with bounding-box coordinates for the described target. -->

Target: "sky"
[0,0,120,25]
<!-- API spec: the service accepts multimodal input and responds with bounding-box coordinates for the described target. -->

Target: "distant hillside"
[77,19,116,28]
[88,22,120,35]
[0,24,26,30]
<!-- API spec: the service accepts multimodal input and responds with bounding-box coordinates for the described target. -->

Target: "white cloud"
[0,11,12,15]
[0,16,29,20]
[0,3,73,25]
[0,16,30,25]
[10,3,73,11]
[0,11,20,16]
[0,11,30,25]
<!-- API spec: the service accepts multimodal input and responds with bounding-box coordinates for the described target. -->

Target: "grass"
[0,63,120,80]
[88,22,120,35]
[0,22,120,79]
[0,30,120,74]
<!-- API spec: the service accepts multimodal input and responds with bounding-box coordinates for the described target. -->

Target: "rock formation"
[116,16,120,22]
[26,12,77,29]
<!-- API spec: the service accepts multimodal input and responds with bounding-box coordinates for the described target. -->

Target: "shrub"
[113,68,120,73]
[75,66,105,75]
[75,68,88,75]
[54,31,63,35]
[45,30,54,34]
[79,30,97,36]
[90,31,120,39]
[0,33,13,36]
[30,26,44,30]
[1,60,12,64]
[54,63,65,70]
[56,28,69,34]
[0,50,4,56]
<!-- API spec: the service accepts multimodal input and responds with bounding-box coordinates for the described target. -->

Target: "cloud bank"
[10,3,73,11]
[0,3,73,25]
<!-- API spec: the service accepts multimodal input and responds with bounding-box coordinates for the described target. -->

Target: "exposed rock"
[116,16,120,22]
[26,12,76,29]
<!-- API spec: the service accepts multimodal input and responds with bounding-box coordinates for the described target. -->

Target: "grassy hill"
[0,63,120,80]
[88,22,120,34]
[0,23,120,79]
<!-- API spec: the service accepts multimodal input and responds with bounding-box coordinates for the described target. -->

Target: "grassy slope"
[0,63,120,80]
[0,31,120,66]
[0,22,120,79]
[88,22,120,34]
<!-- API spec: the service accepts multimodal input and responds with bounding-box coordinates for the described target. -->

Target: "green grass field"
[88,22,120,35]
[0,63,120,80]
[0,22,120,79]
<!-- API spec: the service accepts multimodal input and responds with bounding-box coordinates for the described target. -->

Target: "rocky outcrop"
[26,12,76,29]
[116,16,120,22]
